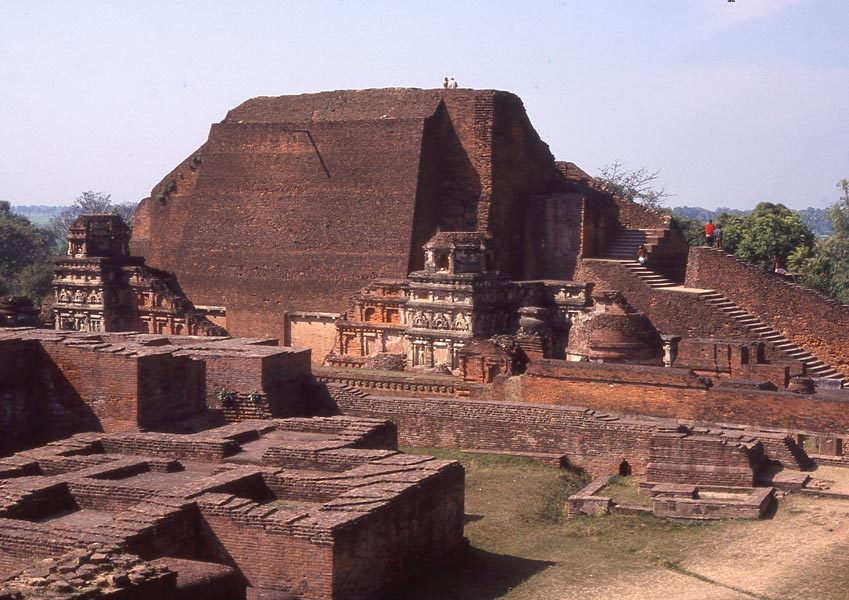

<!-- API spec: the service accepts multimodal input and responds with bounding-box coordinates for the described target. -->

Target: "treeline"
[0,193,136,307]
[673,205,833,237]
[670,180,849,303]
[8,205,64,225]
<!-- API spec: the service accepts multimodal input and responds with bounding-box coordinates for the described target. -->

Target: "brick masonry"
[0,418,465,600]
[515,359,849,435]
[131,89,599,343]
[0,329,312,445]
[685,247,849,375]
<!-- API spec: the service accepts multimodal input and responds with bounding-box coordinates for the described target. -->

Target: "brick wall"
[522,193,583,279]
[198,508,334,596]
[332,391,664,476]
[136,353,206,427]
[286,313,338,365]
[0,339,37,452]
[35,339,139,436]
[577,258,748,339]
[330,463,465,600]
[190,347,311,417]
[519,359,849,435]
[132,89,567,344]
[685,247,849,375]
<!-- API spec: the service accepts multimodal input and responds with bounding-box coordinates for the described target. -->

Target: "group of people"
[704,219,724,249]
[443,77,458,89]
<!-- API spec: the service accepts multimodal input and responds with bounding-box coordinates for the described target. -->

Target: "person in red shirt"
[705,219,715,246]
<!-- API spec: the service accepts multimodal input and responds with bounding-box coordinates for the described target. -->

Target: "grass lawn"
[377,448,849,600]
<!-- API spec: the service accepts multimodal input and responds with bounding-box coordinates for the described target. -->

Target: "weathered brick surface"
[174,341,311,416]
[131,89,574,342]
[330,389,670,476]
[577,259,746,339]
[0,419,464,600]
[685,247,849,376]
[517,359,849,435]
[0,339,38,453]
[646,432,764,487]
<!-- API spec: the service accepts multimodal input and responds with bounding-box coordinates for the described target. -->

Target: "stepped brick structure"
[0,419,464,600]
[131,89,627,349]
[0,329,465,600]
[0,329,311,453]
[52,215,225,336]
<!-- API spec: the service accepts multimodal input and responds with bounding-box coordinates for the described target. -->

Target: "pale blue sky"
[1,0,847,210]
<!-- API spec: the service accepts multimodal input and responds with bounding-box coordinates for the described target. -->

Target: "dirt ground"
[381,450,849,600]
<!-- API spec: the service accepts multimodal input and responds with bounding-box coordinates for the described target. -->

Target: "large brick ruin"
[0,418,463,600]
[131,89,613,350]
[0,330,464,600]
[6,86,849,596]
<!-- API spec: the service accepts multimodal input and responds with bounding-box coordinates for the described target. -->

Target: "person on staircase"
[636,244,648,266]
[705,219,715,247]
[774,255,789,276]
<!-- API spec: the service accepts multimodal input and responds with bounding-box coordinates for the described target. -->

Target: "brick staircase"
[622,262,679,289]
[597,229,847,387]
[696,290,845,383]
[600,228,667,261]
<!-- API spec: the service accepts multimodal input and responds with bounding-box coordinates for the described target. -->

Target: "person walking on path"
[705,219,715,247]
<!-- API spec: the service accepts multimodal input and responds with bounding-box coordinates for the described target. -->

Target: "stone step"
[717,305,746,312]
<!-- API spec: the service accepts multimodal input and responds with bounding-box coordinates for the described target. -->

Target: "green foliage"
[720,202,814,271]
[596,160,671,209]
[217,387,237,407]
[792,180,849,302]
[798,207,833,237]
[673,205,833,237]
[669,213,705,247]
[11,263,54,302]
[0,201,57,304]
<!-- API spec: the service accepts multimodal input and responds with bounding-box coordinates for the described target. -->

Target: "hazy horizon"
[2,1,847,211]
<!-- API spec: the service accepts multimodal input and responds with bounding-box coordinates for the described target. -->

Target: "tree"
[669,213,705,246]
[0,201,56,303]
[596,160,672,209]
[50,191,136,245]
[792,179,849,302]
[720,202,814,272]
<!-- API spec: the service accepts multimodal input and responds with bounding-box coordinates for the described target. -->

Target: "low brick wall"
[516,359,849,436]
[567,476,614,518]
[653,487,774,520]
[331,390,671,476]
